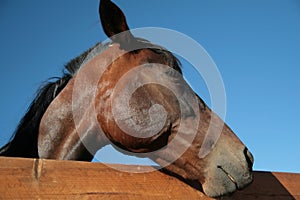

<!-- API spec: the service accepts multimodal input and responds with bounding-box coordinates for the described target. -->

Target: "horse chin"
[199,145,253,197]
[201,165,253,197]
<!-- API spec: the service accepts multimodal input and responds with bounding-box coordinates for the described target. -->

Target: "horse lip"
[217,165,238,189]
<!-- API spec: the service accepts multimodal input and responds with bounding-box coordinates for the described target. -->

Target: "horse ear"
[99,0,136,48]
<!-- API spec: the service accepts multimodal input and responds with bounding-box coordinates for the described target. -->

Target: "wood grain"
[0,157,299,199]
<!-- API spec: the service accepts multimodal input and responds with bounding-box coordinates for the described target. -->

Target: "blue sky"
[0,1,299,173]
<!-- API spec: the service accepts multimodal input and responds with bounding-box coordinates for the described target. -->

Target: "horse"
[0,0,253,197]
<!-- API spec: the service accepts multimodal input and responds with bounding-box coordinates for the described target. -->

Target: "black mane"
[0,41,181,158]
[0,75,71,157]
[0,42,106,157]
[65,42,105,75]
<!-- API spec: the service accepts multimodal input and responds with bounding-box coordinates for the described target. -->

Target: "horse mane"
[66,42,107,75]
[0,42,105,157]
[0,75,71,157]
[67,40,182,75]
[0,40,181,158]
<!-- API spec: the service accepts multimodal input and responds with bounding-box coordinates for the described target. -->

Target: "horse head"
[95,0,254,197]
[37,0,253,197]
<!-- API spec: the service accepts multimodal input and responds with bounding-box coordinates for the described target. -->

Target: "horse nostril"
[244,148,254,170]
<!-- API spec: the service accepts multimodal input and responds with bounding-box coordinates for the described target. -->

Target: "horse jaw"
[200,127,253,197]
[151,106,254,198]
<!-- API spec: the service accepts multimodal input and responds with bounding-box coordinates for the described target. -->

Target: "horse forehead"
[88,44,125,69]
[74,44,125,82]
[85,44,161,72]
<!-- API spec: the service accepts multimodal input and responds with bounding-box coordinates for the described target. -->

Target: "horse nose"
[244,148,254,170]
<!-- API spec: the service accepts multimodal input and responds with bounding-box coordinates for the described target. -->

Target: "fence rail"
[0,157,299,199]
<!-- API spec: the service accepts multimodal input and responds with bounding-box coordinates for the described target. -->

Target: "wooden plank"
[0,157,299,199]
[0,157,209,199]
[222,172,300,200]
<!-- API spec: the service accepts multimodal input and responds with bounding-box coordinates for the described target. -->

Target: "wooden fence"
[0,157,299,199]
